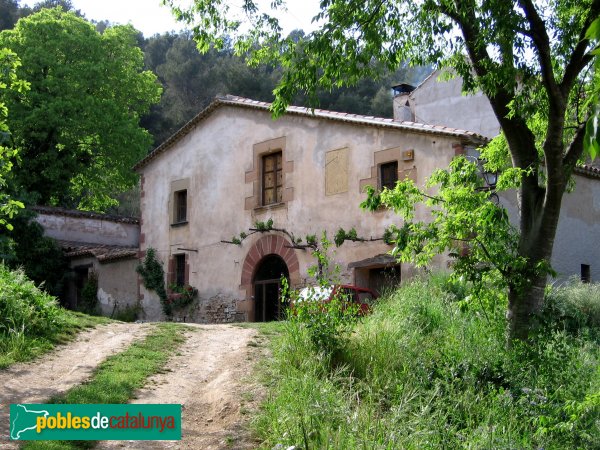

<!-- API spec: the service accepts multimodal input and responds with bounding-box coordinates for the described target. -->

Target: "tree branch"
[560,0,600,97]
[518,0,563,109]
[444,0,539,171]
[562,122,588,175]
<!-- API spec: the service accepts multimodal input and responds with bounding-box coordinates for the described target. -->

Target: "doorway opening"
[253,254,289,322]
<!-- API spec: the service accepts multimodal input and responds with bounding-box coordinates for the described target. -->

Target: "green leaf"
[585,17,600,41]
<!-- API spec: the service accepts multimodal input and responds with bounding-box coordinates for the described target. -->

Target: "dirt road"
[0,322,267,450]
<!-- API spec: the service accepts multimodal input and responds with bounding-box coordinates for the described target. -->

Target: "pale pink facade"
[135,96,486,322]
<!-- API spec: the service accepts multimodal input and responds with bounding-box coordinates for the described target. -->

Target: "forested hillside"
[2,0,430,149]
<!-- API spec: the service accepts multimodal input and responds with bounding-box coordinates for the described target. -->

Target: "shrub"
[0,264,66,337]
[111,303,140,322]
[286,281,359,358]
[542,279,600,338]
[256,274,600,449]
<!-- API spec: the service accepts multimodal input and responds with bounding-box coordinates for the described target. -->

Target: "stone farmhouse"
[35,73,600,323]
[133,94,492,322]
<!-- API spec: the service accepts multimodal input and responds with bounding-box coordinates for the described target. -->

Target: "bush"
[0,264,66,337]
[286,282,359,358]
[111,304,140,322]
[542,279,600,338]
[256,274,600,449]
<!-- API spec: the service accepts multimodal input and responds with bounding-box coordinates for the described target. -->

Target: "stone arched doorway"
[253,254,289,322]
[239,234,301,322]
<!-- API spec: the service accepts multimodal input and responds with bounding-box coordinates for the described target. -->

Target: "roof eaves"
[32,206,139,224]
[134,95,489,171]
[574,164,600,179]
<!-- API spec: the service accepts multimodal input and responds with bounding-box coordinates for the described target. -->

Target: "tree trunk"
[507,169,566,342]
[507,276,546,342]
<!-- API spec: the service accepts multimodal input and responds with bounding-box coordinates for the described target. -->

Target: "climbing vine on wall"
[136,248,171,316]
[221,219,391,277]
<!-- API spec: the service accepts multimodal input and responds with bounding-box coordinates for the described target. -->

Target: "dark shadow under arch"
[253,254,289,322]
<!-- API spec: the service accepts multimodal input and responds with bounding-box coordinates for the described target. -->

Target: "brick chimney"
[392,83,416,122]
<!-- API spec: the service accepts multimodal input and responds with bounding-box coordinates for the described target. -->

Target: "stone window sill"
[171,221,188,228]
[253,202,286,214]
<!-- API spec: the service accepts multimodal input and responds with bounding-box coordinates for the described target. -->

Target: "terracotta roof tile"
[575,164,600,179]
[134,95,489,171]
[32,206,139,224]
[57,240,138,263]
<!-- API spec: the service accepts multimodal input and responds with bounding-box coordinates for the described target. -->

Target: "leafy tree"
[0,47,27,228]
[168,0,600,340]
[0,0,21,31]
[0,8,161,210]
[140,30,427,146]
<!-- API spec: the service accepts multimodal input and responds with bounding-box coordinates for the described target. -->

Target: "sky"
[23,0,321,37]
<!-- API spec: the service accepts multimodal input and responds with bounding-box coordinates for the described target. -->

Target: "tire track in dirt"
[0,322,153,446]
[96,324,267,450]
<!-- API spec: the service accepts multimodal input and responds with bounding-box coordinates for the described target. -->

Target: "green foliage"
[256,275,600,449]
[0,8,161,210]
[0,46,26,229]
[284,279,358,359]
[361,157,533,297]
[78,272,98,315]
[584,17,600,160]
[333,227,358,247]
[0,264,65,337]
[136,248,170,316]
[283,232,357,361]
[0,209,68,297]
[0,263,109,368]
[140,30,427,145]
[167,283,198,309]
[111,304,140,322]
[541,280,600,339]
[254,218,273,231]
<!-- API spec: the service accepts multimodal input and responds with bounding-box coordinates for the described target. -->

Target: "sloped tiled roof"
[574,164,600,179]
[133,95,489,171]
[33,206,139,225]
[58,240,138,264]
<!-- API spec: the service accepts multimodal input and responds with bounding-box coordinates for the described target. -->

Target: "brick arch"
[237,234,301,321]
[240,234,300,288]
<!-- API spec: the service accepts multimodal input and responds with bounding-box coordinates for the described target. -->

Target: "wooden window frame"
[262,151,283,206]
[173,189,187,224]
[379,160,399,190]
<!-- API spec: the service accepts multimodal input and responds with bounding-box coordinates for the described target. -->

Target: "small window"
[262,152,283,205]
[174,189,187,223]
[380,161,398,190]
[174,254,186,287]
[581,264,591,283]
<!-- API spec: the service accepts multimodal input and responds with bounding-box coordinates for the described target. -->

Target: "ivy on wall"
[136,248,170,316]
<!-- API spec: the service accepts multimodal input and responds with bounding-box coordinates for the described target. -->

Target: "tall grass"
[0,264,110,368]
[255,275,600,449]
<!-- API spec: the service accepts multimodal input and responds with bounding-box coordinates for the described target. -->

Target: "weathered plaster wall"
[413,71,600,284]
[67,256,139,316]
[407,72,501,139]
[35,214,139,247]
[139,106,467,321]
[500,176,600,283]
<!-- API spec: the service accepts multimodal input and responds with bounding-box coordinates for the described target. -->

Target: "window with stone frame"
[174,189,187,224]
[379,160,399,190]
[262,152,283,205]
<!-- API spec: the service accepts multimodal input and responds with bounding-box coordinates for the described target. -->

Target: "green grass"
[22,323,189,450]
[254,275,600,449]
[0,265,112,369]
